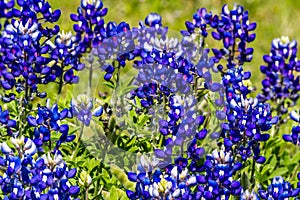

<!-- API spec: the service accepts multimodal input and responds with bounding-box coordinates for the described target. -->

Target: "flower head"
[71,94,103,126]
[259,37,300,108]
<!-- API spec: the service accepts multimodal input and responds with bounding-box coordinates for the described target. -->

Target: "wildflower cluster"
[0,0,83,199]
[221,66,278,163]
[259,37,300,108]
[0,0,299,200]
[124,4,299,200]
[0,137,79,199]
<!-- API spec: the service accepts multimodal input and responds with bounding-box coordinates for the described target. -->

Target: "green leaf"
[86,158,101,172]
[102,168,110,181]
[261,164,271,176]
[269,156,277,171]
[291,151,300,164]
[109,186,119,200]
[104,81,115,89]
[128,146,139,152]
[241,172,250,190]
[138,114,149,126]
[269,167,289,179]
[125,138,136,149]
[119,85,138,96]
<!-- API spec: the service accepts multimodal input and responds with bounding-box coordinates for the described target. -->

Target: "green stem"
[73,124,85,159]
[158,134,164,149]
[250,158,256,190]
[88,63,93,96]
[94,141,109,196]
[194,77,198,95]
[85,187,89,200]
[58,63,65,95]
[112,64,121,115]
[291,162,300,181]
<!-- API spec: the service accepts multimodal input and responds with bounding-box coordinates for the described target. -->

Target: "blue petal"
[127,172,138,182]
[69,186,80,195]
[27,116,37,126]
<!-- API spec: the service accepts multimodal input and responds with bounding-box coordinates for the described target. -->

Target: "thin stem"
[112,63,121,115]
[194,77,198,95]
[25,81,29,102]
[250,158,256,190]
[58,63,65,95]
[73,124,85,159]
[88,63,93,96]
[85,187,89,200]
[291,162,300,181]
[158,134,164,149]
[181,141,184,157]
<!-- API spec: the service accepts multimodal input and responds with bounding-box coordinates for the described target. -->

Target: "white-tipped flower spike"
[10,136,25,149]
[186,176,197,186]
[54,152,63,165]
[171,166,178,179]
[222,4,230,15]
[1,142,13,155]
[24,138,33,150]
[46,98,51,110]
[81,0,88,8]
[24,139,37,155]
[290,110,300,122]
[172,188,181,198]
[1,142,13,154]
[230,99,239,109]
[212,149,219,159]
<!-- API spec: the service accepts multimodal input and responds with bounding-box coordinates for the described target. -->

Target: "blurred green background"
[48,0,300,92]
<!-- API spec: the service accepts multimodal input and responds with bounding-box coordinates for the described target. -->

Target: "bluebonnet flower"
[184,4,256,69]
[0,3,61,100]
[126,168,173,199]
[13,0,61,23]
[5,0,86,95]
[48,31,86,93]
[258,176,300,199]
[152,94,208,169]
[128,147,243,199]
[27,100,75,151]
[96,21,134,80]
[0,105,16,136]
[127,157,197,199]
[130,82,159,108]
[0,0,14,27]
[71,94,103,126]
[182,7,209,37]
[193,147,243,199]
[220,66,278,163]
[283,110,300,146]
[240,190,260,200]
[210,4,256,66]
[70,0,108,51]
[0,137,80,199]
[258,37,300,108]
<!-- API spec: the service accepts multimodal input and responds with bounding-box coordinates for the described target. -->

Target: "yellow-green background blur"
[49,0,300,93]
